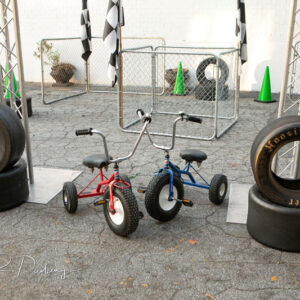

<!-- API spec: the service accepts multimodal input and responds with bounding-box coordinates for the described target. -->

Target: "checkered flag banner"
[81,0,92,61]
[103,0,125,87]
[236,0,247,64]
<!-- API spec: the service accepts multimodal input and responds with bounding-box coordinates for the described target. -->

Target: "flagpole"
[235,40,240,118]
[118,0,123,128]
[86,60,89,92]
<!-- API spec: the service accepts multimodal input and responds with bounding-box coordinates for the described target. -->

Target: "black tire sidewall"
[195,84,229,101]
[0,159,28,211]
[196,57,229,85]
[0,103,25,172]
[247,185,300,252]
[63,182,78,213]
[103,187,139,236]
[209,174,228,204]
[145,173,184,221]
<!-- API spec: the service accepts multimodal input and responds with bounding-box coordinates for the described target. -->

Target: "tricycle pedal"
[182,199,194,207]
[137,186,147,194]
[94,199,106,206]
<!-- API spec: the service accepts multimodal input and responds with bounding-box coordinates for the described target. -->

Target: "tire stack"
[195,57,229,101]
[247,115,300,251]
[0,103,29,211]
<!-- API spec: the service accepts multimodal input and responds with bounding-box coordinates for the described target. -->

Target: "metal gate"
[119,46,239,140]
[40,36,165,105]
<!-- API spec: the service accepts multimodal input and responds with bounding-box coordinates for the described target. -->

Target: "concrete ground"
[1,87,300,300]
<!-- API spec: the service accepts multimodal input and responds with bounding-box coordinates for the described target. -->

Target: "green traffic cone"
[4,64,20,99]
[254,66,276,103]
[173,61,186,95]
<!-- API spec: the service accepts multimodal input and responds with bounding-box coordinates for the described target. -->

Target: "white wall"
[17,0,292,92]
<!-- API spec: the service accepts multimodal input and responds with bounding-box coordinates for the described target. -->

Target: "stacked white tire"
[247,115,300,251]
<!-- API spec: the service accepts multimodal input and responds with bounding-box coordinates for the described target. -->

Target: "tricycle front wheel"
[145,173,184,222]
[103,186,139,237]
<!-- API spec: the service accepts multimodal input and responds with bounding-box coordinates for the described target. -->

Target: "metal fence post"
[11,0,34,183]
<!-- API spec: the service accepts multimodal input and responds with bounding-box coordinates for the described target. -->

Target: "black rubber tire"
[195,84,215,101]
[62,182,78,214]
[247,185,300,252]
[194,84,229,101]
[209,174,228,205]
[196,57,229,85]
[145,173,184,222]
[103,186,139,236]
[0,103,25,172]
[119,174,132,191]
[250,115,300,207]
[0,159,28,211]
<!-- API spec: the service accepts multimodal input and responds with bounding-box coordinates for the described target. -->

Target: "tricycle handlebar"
[75,117,151,165]
[137,110,202,152]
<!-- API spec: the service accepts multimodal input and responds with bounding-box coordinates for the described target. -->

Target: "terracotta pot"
[50,63,75,84]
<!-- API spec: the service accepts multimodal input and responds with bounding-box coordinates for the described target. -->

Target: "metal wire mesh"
[0,1,20,113]
[89,37,165,93]
[40,37,165,104]
[120,46,239,140]
[40,38,87,105]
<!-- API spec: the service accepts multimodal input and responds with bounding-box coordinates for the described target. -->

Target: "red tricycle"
[62,117,151,237]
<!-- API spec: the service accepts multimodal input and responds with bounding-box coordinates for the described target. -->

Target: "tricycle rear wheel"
[209,174,227,205]
[63,182,78,213]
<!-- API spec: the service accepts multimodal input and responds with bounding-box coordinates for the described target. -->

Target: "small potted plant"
[34,41,76,86]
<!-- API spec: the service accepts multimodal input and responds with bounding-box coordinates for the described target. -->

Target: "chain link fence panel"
[40,38,87,105]
[89,37,165,93]
[40,37,165,104]
[120,46,239,140]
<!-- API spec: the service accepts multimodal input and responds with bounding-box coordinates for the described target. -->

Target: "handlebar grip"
[144,115,152,123]
[136,109,145,119]
[75,128,93,136]
[186,116,202,124]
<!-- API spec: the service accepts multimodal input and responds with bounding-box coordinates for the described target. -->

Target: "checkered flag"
[236,0,247,64]
[103,0,125,87]
[81,0,92,61]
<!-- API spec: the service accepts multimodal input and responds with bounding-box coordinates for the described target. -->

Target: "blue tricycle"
[137,109,228,222]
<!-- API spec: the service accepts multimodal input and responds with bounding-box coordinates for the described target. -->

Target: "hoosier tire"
[0,103,25,172]
[251,115,300,207]
[145,173,184,222]
[0,159,28,211]
[103,186,139,236]
[247,185,300,252]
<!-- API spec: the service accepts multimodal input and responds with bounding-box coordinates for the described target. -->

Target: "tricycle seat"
[180,149,207,163]
[83,154,113,169]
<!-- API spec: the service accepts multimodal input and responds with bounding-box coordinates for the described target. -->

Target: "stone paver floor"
[1,89,300,299]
